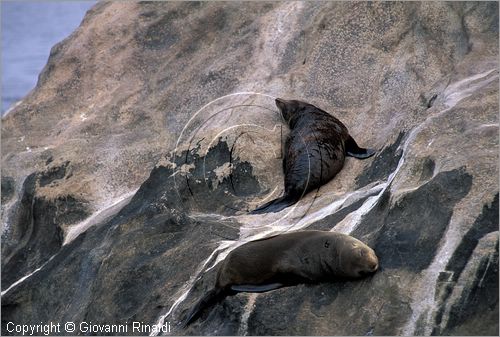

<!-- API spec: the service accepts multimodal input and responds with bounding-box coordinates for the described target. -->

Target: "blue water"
[1,1,95,115]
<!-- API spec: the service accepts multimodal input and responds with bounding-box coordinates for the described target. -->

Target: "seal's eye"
[358,249,365,258]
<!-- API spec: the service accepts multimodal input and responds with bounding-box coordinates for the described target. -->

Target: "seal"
[183,230,378,326]
[251,98,376,213]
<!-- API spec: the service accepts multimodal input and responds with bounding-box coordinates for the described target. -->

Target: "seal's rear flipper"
[231,283,284,293]
[182,287,229,328]
[345,135,376,159]
[250,195,299,214]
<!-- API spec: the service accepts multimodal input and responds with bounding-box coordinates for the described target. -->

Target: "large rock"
[1,1,498,336]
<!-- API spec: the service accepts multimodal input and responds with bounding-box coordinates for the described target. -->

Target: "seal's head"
[337,236,379,279]
[275,98,310,125]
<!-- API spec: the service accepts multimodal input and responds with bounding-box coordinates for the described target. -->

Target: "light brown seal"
[183,230,378,326]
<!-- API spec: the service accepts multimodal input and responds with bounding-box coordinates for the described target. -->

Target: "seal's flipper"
[250,195,299,214]
[231,283,284,293]
[345,135,376,159]
[182,287,229,328]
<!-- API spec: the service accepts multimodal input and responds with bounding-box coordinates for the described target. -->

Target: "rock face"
[1,1,498,336]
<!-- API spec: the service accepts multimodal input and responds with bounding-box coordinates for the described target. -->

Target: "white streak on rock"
[1,254,56,297]
[63,189,137,245]
[443,68,498,108]
[238,294,258,336]
[332,131,410,235]
[333,194,383,234]
[292,182,386,233]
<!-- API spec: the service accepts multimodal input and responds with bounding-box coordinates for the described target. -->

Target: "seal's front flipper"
[345,135,376,159]
[250,195,299,214]
[231,283,284,293]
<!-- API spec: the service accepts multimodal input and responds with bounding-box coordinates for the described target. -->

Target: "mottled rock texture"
[1,1,498,336]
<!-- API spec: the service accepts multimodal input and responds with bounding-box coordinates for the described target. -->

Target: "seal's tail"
[182,287,227,328]
[250,195,299,214]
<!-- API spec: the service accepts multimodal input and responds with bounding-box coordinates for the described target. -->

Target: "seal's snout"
[358,260,378,278]
[275,98,287,111]
[366,249,379,273]
[275,98,290,122]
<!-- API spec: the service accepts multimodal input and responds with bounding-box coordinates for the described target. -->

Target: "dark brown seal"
[183,230,378,326]
[252,98,376,213]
